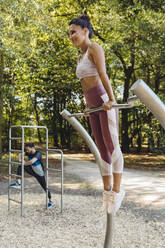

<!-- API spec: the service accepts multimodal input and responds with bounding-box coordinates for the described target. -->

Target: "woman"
[69,14,125,214]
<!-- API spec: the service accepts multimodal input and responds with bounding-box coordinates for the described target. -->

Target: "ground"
[0,153,165,248]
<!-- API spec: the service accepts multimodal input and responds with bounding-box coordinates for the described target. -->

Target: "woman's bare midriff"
[81,75,102,93]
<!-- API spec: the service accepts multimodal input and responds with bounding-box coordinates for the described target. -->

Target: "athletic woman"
[69,14,125,214]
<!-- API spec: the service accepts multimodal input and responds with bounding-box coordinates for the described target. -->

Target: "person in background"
[10,142,53,208]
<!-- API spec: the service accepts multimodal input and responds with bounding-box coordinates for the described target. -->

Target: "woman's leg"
[89,113,113,190]
[99,109,125,213]
[99,109,124,192]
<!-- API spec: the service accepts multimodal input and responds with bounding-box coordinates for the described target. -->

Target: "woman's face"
[69,24,87,47]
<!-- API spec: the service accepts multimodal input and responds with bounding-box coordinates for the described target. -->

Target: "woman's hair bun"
[69,13,93,39]
[79,14,90,23]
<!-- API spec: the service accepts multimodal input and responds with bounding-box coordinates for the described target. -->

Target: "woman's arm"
[88,43,115,109]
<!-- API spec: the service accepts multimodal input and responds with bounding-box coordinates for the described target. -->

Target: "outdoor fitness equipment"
[8,125,64,217]
[130,79,165,130]
[69,95,138,117]
[61,97,137,248]
[61,79,165,248]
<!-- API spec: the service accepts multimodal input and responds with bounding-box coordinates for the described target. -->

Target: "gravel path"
[0,156,165,248]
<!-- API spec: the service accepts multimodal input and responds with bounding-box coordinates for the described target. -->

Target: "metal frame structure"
[130,79,165,130]
[46,148,64,213]
[8,125,64,217]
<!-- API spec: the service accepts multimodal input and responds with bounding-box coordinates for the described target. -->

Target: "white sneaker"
[102,190,125,214]
[102,190,114,213]
[113,190,125,213]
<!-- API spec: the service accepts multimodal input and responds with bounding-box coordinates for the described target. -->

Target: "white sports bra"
[76,50,99,80]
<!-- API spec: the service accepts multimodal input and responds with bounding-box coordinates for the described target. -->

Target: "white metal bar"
[10,149,22,153]
[21,127,24,217]
[9,173,22,178]
[130,79,165,130]
[9,137,22,140]
[9,161,22,165]
[104,214,114,248]
[59,150,64,213]
[47,168,62,172]
[46,148,64,213]
[45,128,49,210]
[10,125,48,129]
[69,95,138,117]
[8,128,12,211]
[47,148,64,152]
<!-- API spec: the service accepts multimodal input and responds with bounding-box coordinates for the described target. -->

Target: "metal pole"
[45,127,49,210]
[104,214,114,248]
[60,150,64,213]
[68,95,138,117]
[21,127,24,217]
[130,79,165,130]
[8,127,12,211]
[46,149,64,213]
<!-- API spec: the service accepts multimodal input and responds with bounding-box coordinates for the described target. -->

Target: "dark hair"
[69,14,93,39]
[25,143,35,148]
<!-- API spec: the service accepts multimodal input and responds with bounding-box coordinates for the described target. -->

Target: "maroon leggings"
[84,84,124,176]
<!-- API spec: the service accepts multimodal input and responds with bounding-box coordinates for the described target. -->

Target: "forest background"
[0,0,165,162]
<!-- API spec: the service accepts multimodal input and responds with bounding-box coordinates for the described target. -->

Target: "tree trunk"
[0,54,4,154]
[154,69,161,94]
[121,74,131,152]
[113,49,135,152]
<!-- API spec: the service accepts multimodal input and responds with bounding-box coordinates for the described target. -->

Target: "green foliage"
[0,0,164,153]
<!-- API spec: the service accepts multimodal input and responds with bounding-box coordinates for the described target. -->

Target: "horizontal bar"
[130,79,165,130]
[69,95,138,117]
[68,113,84,117]
[127,95,138,102]
[9,173,22,178]
[47,149,63,154]
[9,137,22,140]
[9,149,22,153]
[10,125,48,129]
[9,161,22,165]
[47,168,62,172]
[9,198,21,204]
